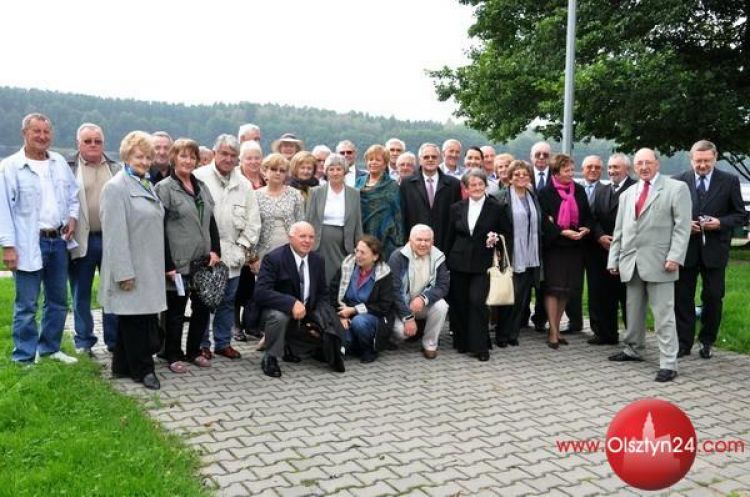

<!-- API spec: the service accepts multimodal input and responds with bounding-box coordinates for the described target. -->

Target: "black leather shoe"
[655,369,677,382]
[608,351,644,362]
[533,324,546,333]
[142,373,160,390]
[699,343,713,359]
[677,347,691,358]
[588,336,619,345]
[477,351,490,361]
[496,340,508,348]
[261,355,282,378]
[561,326,581,335]
[282,346,301,363]
[360,350,377,363]
[508,339,519,346]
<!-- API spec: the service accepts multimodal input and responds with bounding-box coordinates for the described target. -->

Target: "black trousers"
[497,270,535,343]
[235,265,257,331]
[596,264,627,342]
[675,263,726,349]
[112,314,157,381]
[449,271,490,354]
[165,287,211,362]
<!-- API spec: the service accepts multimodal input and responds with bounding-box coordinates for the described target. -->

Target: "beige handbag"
[486,234,514,306]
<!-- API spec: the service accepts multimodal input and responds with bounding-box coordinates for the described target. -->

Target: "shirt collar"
[695,169,714,182]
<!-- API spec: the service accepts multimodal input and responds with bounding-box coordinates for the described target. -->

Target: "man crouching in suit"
[254,221,342,377]
[607,148,691,382]
[674,140,748,359]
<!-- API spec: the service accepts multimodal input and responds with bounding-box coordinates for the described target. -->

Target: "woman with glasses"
[537,153,592,349]
[494,161,543,347]
[355,144,403,259]
[155,138,220,372]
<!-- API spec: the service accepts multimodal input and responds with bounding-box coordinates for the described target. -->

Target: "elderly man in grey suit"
[607,148,691,382]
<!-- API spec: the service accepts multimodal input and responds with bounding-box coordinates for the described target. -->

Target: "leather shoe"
[423,349,438,360]
[508,339,519,346]
[561,326,581,335]
[547,341,559,350]
[142,373,160,390]
[587,336,618,345]
[654,369,677,382]
[282,346,301,363]
[677,347,691,358]
[360,350,377,363]
[608,351,644,362]
[215,346,241,360]
[496,340,508,348]
[699,343,713,359]
[261,355,282,378]
[477,351,490,361]
[533,324,546,333]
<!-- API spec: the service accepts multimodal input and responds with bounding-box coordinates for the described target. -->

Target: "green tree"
[431,0,750,179]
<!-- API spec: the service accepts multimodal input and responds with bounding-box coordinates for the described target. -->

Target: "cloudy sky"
[1,0,476,122]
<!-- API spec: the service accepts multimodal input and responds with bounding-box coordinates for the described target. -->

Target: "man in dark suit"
[253,222,330,377]
[673,140,748,359]
[527,142,553,331]
[400,143,462,253]
[588,153,636,344]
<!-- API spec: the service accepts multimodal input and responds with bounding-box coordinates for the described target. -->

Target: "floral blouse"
[255,186,305,257]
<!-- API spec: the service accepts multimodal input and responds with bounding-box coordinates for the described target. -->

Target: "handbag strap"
[497,234,510,272]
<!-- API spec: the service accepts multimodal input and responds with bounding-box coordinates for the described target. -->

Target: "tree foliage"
[431,0,750,179]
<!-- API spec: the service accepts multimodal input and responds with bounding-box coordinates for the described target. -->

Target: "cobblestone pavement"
[78,314,750,497]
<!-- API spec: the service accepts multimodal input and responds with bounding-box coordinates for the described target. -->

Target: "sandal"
[168,361,189,374]
[192,355,211,368]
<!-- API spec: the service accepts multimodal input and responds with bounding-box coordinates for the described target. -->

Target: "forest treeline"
[0,86,692,173]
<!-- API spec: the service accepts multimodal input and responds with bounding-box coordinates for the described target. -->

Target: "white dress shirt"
[291,249,310,303]
[467,195,485,235]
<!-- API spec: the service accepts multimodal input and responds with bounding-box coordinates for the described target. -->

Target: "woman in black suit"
[446,169,509,361]
[537,154,592,349]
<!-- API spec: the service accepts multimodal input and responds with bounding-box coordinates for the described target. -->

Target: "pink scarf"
[551,175,579,229]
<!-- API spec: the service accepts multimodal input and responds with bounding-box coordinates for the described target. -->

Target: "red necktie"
[635,180,650,218]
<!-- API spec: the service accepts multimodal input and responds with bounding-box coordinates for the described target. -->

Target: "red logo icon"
[606,398,697,490]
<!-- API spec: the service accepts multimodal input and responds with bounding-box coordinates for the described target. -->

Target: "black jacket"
[445,196,510,274]
[400,171,462,252]
[537,181,593,249]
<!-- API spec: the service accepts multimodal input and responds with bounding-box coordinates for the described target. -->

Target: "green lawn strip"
[0,279,209,497]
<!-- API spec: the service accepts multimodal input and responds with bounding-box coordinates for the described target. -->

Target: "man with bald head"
[253,222,333,377]
[607,148,691,382]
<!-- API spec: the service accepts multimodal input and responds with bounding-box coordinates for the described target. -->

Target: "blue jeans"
[12,238,69,363]
[202,276,239,350]
[347,314,379,355]
[69,233,118,349]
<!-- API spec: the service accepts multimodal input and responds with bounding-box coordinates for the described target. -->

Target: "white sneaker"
[48,351,78,364]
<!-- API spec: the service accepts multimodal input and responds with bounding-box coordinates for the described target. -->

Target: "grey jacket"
[68,153,121,259]
[306,183,363,253]
[388,245,450,319]
[155,175,216,279]
[99,170,167,315]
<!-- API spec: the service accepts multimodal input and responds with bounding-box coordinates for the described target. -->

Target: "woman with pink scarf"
[537,154,592,349]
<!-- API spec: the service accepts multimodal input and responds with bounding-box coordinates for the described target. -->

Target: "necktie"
[697,175,707,213]
[298,259,306,303]
[611,182,619,194]
[426,177,435,207]
[586,184,595,205]
[537,171,545,190]
[635,180,650,218]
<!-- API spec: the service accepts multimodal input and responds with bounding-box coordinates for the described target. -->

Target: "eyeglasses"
[534,152,549,158]
[421,155,439,160]
[389,148,403,153]
[340,150,354,156]
[82,138,103,145]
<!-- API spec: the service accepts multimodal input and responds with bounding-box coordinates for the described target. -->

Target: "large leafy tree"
[431,0,750,179]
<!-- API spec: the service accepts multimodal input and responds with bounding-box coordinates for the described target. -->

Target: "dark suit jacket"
[674,168,748,268]
[531,167,553,192]
[253,244,328,314]
[537,181,593,248]
[400,171,462,252]
[591,177,637,241]
[446,196,510,274]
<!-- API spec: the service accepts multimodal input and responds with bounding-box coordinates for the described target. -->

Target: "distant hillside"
[0,86,698,175]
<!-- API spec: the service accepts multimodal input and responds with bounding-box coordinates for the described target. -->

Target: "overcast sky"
[1,0,476,122]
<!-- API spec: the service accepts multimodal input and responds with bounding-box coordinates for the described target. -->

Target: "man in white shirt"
[439,139,463,178]
[386,138,405,181]
[0,113,80,365]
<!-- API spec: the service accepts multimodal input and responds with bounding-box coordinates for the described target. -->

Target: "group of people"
[1,113,745,389]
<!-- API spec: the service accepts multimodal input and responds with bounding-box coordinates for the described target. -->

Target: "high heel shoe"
[547,341,559,349]
[559,338,569,346]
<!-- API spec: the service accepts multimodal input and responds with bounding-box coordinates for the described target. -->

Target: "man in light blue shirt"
[0,113,80,364]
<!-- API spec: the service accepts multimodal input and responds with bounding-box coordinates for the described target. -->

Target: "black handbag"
[189,258,229,310]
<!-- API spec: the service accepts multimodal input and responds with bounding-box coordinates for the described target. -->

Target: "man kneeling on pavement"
[388,224,450,359]
[253,221,344,377]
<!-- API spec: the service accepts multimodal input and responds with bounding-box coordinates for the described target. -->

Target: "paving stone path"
[77,314,750,497]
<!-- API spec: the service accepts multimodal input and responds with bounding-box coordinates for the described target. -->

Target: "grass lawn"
[0,278,210,497]
[717,248,750,354]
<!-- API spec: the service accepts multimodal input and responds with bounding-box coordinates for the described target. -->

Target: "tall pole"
[562,0,577,155]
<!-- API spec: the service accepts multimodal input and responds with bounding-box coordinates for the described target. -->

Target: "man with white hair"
[336,140,365,187]
[253,222,335,377]
[148,131,173,184]
[388,224,450,359]
[237,123,261,144]
[0,113,80,364]
[386,138,406,181]
[194,134,261,360]
[67,123,121,355]
[439,139,463,179]
[311,144,331,183]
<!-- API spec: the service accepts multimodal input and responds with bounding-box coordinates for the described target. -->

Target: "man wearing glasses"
[526,141,553,332]
[386,138,405,181]
[67,123,121,355]
[336,140,365,187]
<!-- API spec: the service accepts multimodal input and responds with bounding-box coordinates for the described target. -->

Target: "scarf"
[551,175,579,229]
[289,176,319,196]
[510,188,540,272]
